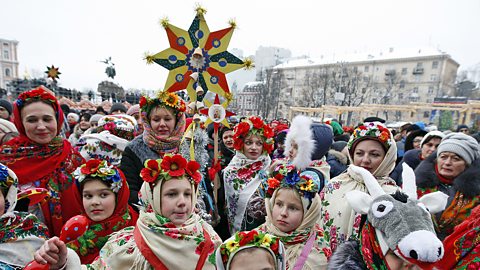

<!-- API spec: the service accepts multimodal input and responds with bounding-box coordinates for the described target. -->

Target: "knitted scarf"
[141,106,185,155]
[223,152,271,233]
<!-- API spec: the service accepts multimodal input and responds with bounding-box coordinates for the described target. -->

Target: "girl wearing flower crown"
[120,91,186,210]
[0,163,81,269]
[0,87,85,236]
[318,122,399,259]
[87,154,222,269]
[258,163,329,269]
[223,116,274,234]
[216,229,286,270]
[64,159,138,264]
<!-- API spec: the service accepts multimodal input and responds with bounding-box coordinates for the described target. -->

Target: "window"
[362,88,367,94]
[364,66,369,72]
[372,98,377,104]
[432,61,439,69]
[5,68,10,77]
[416,62,423,68]
[353,66,358,73]
[430,74,437,81]
[398,93,404,99]
[409,96,419,102]
[399,80,405,89]
[376,67,379,71]
[413,87,419,93]
[3,50,9,60]
[426,98,433,103]
[401,68,407,75]
[415,75,421,82]
[428,86,434,94]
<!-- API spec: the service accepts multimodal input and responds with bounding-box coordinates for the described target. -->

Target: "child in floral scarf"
[0,163,81,269]
[223,116,274,234]
[216,229,286,270]
[258,163,328,269]
[66,159,138,264]
[86,154,221,269]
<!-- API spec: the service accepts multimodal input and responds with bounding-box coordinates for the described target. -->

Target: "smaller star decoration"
[45,65,61,81]
[200,94,235,131]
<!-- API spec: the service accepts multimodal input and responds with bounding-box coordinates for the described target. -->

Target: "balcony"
[412,67,424,74]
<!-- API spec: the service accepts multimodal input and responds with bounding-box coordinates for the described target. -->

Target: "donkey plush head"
[346,164,448,264]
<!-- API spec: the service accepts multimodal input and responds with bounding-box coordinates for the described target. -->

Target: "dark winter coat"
[390,149,422,185]
[326,149,348,179]
[328,241,367,270]
[119,136,160,210]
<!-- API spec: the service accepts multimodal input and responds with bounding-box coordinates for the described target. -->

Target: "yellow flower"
[164,93,179,107]
[261,234,272,248]
[299,179,314,191]
[225,240,239,253]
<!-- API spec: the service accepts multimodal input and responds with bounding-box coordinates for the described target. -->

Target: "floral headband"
[140,154,201,186]
[0,163,15,193]
[139,91,186,116]
[73,160,123,193]
[15,87,57,108]
[233,116,275,154]
[348,122,392,152]
[219,230,281,268]
[266,163,320,200]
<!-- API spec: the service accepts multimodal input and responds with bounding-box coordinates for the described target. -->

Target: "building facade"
[0,38,19,91]
[231,81,264,116]
[266,48,459,122]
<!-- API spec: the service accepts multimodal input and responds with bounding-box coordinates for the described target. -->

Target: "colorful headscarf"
[216,229,286,270]
[139,91,186,155]
[68,159,137,264]
[0,87,84,236]
[233,116,275,154]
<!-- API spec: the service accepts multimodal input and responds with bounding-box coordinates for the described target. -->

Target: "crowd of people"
[0,86,479,269]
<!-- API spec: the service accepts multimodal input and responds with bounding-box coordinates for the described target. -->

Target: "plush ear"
[346,190,373,214]
[401,163,417,200]
[349,165,385,198]
[418,191,449,214]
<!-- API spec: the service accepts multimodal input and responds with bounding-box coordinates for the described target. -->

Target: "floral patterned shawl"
[223,152,271,233]
[258,188,328,269]
[318,135,399,257]
[87,179,221,270]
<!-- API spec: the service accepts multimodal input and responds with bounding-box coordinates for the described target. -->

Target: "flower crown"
[140,154,201,186]
[266,163,320,200]
[73,160,123,193]
[348,122,392,151]
[15,87,57,108]
[219,230,281,266]
[139,91,186,115]
[233,116,274,154]
[0,163,15,192]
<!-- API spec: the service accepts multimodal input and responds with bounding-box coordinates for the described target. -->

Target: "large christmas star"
[45,65,61,81]
[145,6,252,102]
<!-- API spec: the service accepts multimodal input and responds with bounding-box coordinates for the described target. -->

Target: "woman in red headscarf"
[0,86,84,236]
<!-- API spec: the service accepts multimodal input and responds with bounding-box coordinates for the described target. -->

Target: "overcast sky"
[1,0,479,91]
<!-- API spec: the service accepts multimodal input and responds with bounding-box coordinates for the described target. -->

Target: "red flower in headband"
[250,116,264,129]
[239,230,258,246]
[161,154,187,177]
[139,96,147,108]
[263,125,274,138]
[81,159,102,175]
[270,238,280,254]
[186,160,201,184]
[140,159,161,183]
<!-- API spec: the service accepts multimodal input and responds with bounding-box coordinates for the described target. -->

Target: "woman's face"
[0,106,9,120]
[385,251,416,270]
[437,152,467,179]
[412,136,423,149]
[222,130,234,149]
[352,140,386,173]
[272,188,304,233]
[161,178,193,226]
[149,107,176,138]
[79,116,91,131]
[21,101,58,144]
[242,134,264,160]
[67,114,77,125]
[82,179,116,222]
[420,137,441,159]
[229,248,275,270]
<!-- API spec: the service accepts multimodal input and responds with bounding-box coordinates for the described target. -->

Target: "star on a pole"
[45,65,61,81]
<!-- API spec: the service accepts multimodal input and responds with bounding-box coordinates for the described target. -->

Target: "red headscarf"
[68,165,138,264]
[0,87,85,235]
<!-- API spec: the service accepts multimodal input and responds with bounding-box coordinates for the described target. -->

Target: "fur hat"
[420,131,445,147]
[89,114,103,124]
[285,115,316,170]
[67,112,80,122]
[109,103,128,114]
[437,132,479,165]
[0,99,12,117]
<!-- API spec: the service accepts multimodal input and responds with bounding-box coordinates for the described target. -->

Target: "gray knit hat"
[437,132,479,165]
